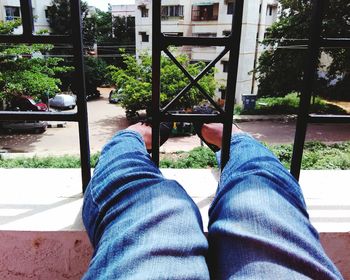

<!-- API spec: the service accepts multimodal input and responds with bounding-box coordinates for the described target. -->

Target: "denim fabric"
[82,130,343,280]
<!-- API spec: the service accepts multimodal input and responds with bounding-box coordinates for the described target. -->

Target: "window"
[222,61,229,73]
[45,7,51,18]
[139,32,149,42]
[5,6,20,21]
[227,2,235,15]
[194,32,217,38]
[140,7,149,17]
[267,5,274,16]
[161,5,184,19]
[192,4,219,21]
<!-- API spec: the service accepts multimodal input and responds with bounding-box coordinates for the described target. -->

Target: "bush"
[1,142,350,170]
[0,153,100,168]
[160,147,217,168]
[107,52,216,115]
[239,93,347,115]
[271,141,350,170]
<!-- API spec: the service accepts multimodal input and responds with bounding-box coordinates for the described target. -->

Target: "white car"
[49,94,76,110]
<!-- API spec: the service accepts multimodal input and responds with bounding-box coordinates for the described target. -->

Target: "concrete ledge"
[0,169,349,279]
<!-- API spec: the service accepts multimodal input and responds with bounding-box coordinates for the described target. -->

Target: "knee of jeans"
[209,176,309,228]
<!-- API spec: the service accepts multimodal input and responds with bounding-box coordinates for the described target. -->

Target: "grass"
[0,153,100,168]
[1,142,348,170]
[160,142,350,170]
[236,93,348,115]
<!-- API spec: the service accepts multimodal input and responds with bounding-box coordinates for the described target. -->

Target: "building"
[0,0,52,34]
[111,4,136,18]
[134,0,279,104]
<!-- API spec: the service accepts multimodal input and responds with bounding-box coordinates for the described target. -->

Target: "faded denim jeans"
[82,130,343,279]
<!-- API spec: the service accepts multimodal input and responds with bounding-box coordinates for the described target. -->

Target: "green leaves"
[0,20,21,35]
[0,23,71,101]
[257,0,350,99]
[108,52,217,114]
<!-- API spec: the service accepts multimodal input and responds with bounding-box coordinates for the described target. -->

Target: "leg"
[202,124,343,279]
[82,126,209,279]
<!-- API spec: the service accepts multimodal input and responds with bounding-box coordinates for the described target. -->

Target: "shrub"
[239,93,347,115]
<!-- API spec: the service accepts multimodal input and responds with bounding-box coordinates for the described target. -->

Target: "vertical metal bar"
[291,0,324,180]
[152,0,161,166]
[70,0,91,192]
[221,0,244,169]
[20,0,34,36]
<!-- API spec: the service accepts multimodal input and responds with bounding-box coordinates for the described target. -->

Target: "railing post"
[291,0,325,180]
[221,0,244,169]
[70,0,91,191]
[152,0,161,165]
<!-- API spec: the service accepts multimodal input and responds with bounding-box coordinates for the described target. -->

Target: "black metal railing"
[290,0,350,180]
[0,0,91,192]
[151,0,244,169]
[152,0,350,180]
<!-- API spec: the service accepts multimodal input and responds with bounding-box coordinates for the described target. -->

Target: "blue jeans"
[82,130,343,279]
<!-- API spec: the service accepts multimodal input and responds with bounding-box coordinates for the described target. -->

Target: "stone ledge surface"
[0,168,349,279]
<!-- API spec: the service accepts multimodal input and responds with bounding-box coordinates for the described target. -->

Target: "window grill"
[152,0,350,180]
[289,0,350,180]
[151,0,244,170]
[0,0,91,192]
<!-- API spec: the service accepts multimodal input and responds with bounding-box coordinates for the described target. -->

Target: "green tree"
[112,16,135,45]
[108,52,216,115]
[256,0,350,99]
[0,21,71,102]
[95,9,113,44]
[47,0,95,48]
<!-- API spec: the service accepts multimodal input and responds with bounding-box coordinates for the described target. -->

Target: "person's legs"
[82,124,209,280]
[202,124,343,279]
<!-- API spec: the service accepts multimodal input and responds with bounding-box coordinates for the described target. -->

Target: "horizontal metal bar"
[0,111,78,122]
[308,114,350,123]
[161,113,224,123]
[162,35,229,47]
[275,38,350,49]
[321,38,350,48]
[0,35,72,44]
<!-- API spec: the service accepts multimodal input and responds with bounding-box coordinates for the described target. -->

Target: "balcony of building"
[191,2,219,22]
[0,168,349,279]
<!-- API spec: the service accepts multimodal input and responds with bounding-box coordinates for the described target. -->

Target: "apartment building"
[0,0,52,34]
[135,0,279,104]
[111,4,136,18]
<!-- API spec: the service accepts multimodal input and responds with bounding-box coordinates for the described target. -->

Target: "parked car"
[10,96,47,111]
[0,121,48,134]
[109,89,121,104]
[49,93,76,110]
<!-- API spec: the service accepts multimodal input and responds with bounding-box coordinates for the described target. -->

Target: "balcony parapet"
[0,168,349,279]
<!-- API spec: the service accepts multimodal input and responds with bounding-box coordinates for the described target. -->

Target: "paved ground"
[1,88,350,156]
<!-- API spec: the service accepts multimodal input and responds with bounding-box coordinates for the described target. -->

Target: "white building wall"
[0,0,51,34]
[111,4,136,17]
[134,0,279,104]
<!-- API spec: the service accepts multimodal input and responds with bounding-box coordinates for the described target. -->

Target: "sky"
[86,0,135,11]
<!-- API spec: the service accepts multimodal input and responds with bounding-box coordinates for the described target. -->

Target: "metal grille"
[290,0,350,180]
[0,0,91,192]
[152,0,350,180]
[151,0,244,169]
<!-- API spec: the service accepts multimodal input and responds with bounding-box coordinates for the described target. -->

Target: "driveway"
[0,88,129,155]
